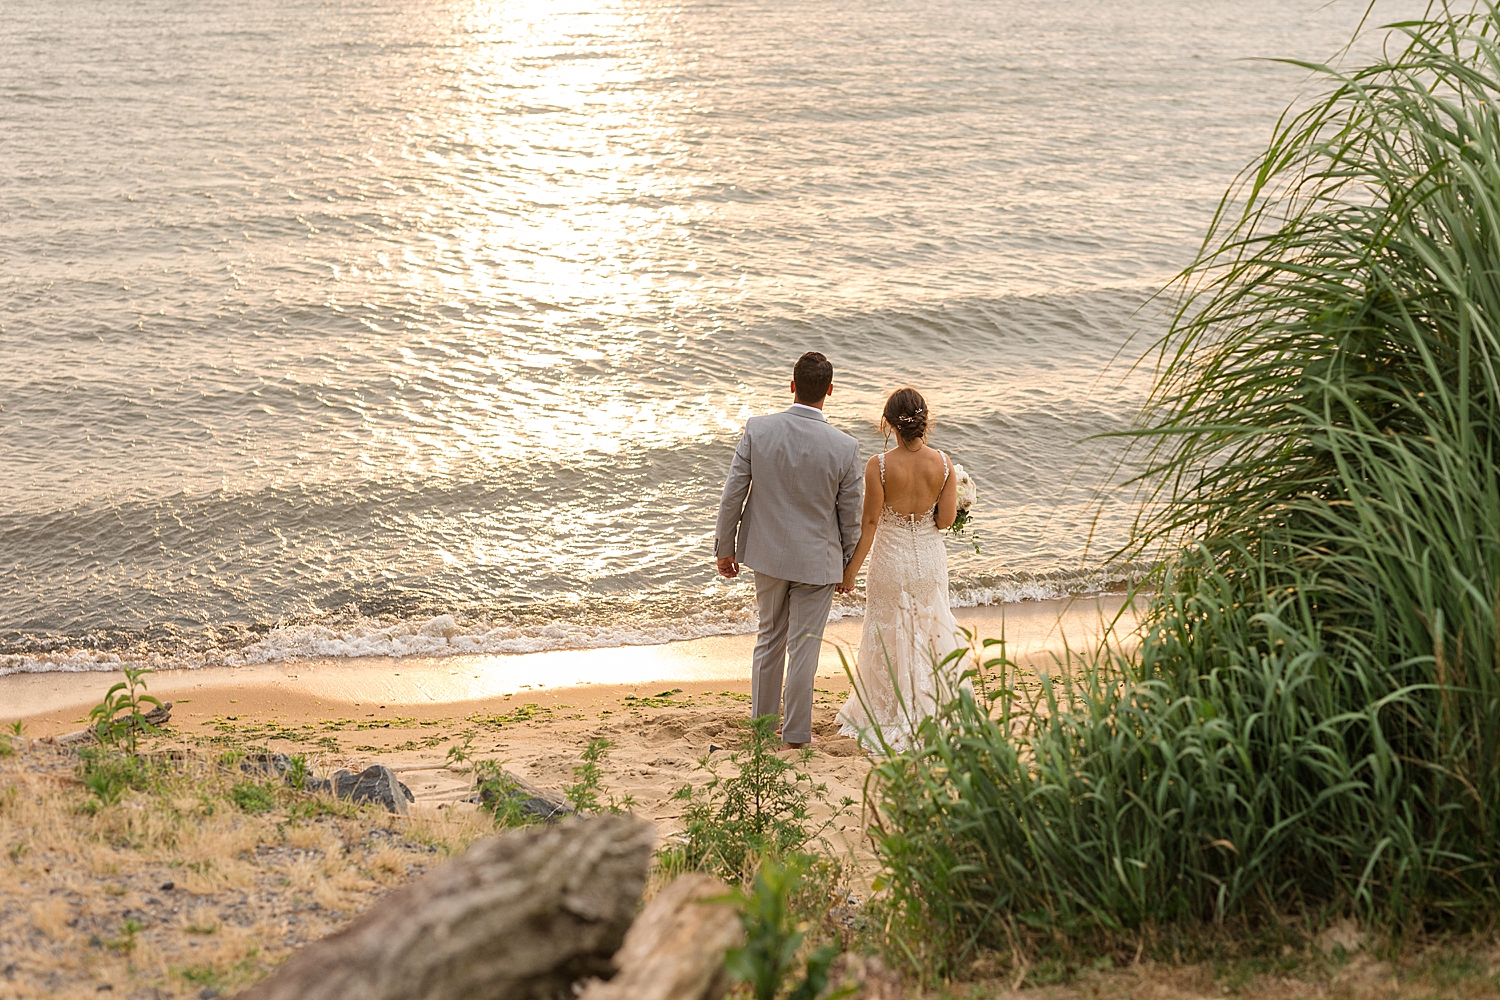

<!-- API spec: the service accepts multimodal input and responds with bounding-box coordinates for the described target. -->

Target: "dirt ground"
[4,681,1500,1000]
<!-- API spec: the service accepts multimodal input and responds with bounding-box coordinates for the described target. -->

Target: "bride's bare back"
[835,407,969,749]
[879,443,953,518]
[837,435,959,596]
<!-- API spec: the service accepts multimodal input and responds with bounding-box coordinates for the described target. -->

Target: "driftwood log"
[580,872,744,1000]
[47,702,172,746]
[238,815,655,1000]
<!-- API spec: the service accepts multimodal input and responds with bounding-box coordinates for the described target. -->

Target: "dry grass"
[911,945,1500,1000]
[0,739,491,999]
[5,718,1499,1000]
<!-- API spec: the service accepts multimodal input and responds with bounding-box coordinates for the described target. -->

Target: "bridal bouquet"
[949,462,977,545]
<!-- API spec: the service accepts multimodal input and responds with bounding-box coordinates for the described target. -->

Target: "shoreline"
[0,580,1149,681]
[1,595,1138,732]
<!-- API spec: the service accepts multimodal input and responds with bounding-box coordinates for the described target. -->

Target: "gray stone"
[240,753,329,793]
[239,755,412,811]
[331,766,414,814]
[473,770,572,822]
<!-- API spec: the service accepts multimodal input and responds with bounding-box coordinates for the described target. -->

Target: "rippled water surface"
[0,0,1426,671]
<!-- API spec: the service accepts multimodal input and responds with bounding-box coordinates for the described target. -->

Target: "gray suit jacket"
[714,405,863,586]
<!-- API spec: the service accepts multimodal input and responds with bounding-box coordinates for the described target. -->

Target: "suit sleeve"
[836,441,863,567]
[714,425,753,559]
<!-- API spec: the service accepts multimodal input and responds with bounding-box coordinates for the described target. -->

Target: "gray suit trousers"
[752,571,835,744]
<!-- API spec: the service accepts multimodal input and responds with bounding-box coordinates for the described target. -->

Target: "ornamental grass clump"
[870,2,1500,975]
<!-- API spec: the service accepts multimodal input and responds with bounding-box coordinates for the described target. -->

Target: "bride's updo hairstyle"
[882,387,929,443]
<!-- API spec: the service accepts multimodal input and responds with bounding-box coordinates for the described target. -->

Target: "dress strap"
[930,452,950,513]
[878,452,886,485]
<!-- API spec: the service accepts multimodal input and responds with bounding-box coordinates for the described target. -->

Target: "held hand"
[716,556,739,579]
[836,570,858,594]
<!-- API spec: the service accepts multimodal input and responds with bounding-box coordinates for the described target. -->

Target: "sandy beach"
[3,596,1136,726]
[4,591,1492,1000]
[3,596,1137,863]
[0,595,1136,999]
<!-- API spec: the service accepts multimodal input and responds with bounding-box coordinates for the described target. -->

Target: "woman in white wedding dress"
[835,388,967,751]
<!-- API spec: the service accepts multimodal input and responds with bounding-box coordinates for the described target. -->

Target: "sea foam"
[0,566,1144,677]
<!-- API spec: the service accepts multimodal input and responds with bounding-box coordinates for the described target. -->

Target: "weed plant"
[661,715,845,884]
[88,664,164,753]
[472,758,546,827]
[229,781,277,814]
[726,856,854,1000]
[446,734,538,827]
[868,2,1500,977]
[77,746,160,812]
[453,735,632,826]
[565,738,635,814]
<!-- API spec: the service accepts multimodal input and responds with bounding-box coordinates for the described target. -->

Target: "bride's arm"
[838,457,884,592]
[934,452,959,530]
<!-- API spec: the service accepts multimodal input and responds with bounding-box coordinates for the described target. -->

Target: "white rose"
[952,462,976,510]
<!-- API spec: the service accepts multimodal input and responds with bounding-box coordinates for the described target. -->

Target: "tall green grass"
[869,3,1500,975]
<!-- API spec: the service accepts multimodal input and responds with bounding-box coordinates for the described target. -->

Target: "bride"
[835,387,968,751]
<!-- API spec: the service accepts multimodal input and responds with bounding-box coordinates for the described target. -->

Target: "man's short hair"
[793,352,833,403]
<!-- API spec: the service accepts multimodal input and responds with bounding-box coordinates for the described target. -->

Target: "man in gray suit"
[714,352,863,748]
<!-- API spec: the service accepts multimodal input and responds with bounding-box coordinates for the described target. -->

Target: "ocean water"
[0,0,1426,675]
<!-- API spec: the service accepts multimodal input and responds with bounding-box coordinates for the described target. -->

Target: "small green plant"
[77,747,153,811]
[177,963,220,985]
[727,856,853,1000]
[175,949,257,988]
[6,720,22,737]
[664,715,844,882]
[229,781,276,813]
[564,739,633,814]
[472,758,542,828]
[283,754,310,790]
[287,793,360,821]
[105,917,142,953]
[0,735,12,759]
[446,731,476,768]
[88,665,163,753]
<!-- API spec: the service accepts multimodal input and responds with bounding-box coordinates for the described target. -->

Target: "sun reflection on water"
[1,0,1416,652]
[365,0,744,474]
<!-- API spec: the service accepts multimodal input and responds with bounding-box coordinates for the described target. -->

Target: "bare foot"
[782,736,821,749]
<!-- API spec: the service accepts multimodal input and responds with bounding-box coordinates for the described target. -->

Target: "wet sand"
[2,596,1137,730]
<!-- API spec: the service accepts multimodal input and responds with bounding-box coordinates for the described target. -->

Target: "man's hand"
[716,556,739,579]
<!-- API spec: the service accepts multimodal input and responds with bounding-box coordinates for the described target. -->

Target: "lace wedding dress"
[837,452,967,751]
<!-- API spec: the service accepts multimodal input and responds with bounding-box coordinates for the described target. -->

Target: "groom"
[714,351,863,748]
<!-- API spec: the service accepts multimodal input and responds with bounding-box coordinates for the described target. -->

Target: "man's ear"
[825,383,834,398]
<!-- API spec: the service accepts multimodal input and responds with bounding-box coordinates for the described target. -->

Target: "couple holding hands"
[715,351,970,752]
